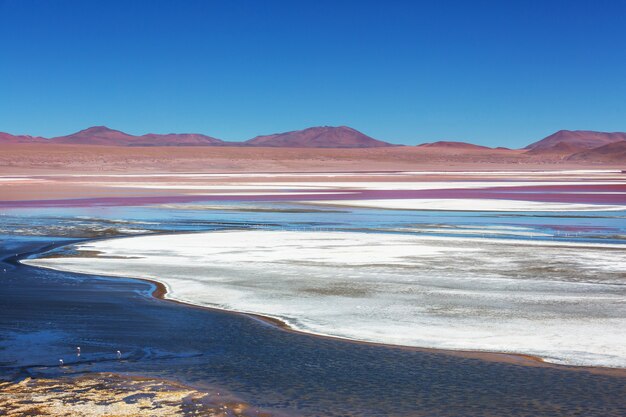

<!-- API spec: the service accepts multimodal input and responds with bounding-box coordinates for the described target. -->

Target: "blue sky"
[1,0,624,147]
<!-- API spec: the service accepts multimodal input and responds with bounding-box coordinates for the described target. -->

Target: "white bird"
[116,350,122,359]
[76,346,81,356]
[59,359,64,366]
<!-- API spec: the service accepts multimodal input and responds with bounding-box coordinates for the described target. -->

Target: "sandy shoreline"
[143,269,626,378]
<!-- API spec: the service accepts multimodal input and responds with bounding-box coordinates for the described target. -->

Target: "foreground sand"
[0,373,269,417]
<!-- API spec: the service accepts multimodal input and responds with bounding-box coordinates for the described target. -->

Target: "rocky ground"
[0,373,272,417]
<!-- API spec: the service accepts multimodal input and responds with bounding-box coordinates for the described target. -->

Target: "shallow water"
[2,203,626,416]
[3,202,626,241]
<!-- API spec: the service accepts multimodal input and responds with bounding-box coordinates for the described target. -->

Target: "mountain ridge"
[49,126,225,146]
[1,127,625,159]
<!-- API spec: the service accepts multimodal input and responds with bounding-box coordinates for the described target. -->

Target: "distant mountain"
[245,126,393,148]
[0,132,46,144]
[49,126,225,146]
[567,141,626,163]
[417,141,490,150]
[130,133,224,146]
[525,130,626,151]
[50,126,136,145]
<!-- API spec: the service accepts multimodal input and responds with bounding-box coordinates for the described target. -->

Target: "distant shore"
[1,143,623,176]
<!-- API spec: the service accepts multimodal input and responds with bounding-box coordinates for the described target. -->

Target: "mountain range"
[46,126,225,146]
[0,126,387,148]
[1,126,624,161]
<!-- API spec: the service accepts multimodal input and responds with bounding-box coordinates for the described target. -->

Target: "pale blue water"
[3,202,626,242]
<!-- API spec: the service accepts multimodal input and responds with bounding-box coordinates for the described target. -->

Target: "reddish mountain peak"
[525,130,626,151]
[50,126,135,145]
[246,126,393,148]
[301,125,360,135]
[417,141,490,150]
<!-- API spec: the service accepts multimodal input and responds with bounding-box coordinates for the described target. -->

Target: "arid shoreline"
[146,275,626,378]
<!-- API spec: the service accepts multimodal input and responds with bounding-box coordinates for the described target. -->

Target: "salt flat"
[305,198,626,211]
[24,230,626,368]
[92,180,621,191]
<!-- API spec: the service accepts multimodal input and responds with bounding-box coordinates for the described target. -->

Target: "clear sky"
[1,0,625,147]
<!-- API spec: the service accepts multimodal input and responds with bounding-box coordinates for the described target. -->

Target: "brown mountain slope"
[525,141,587,156]
[526,130,626,151]
[567,141,626,163]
